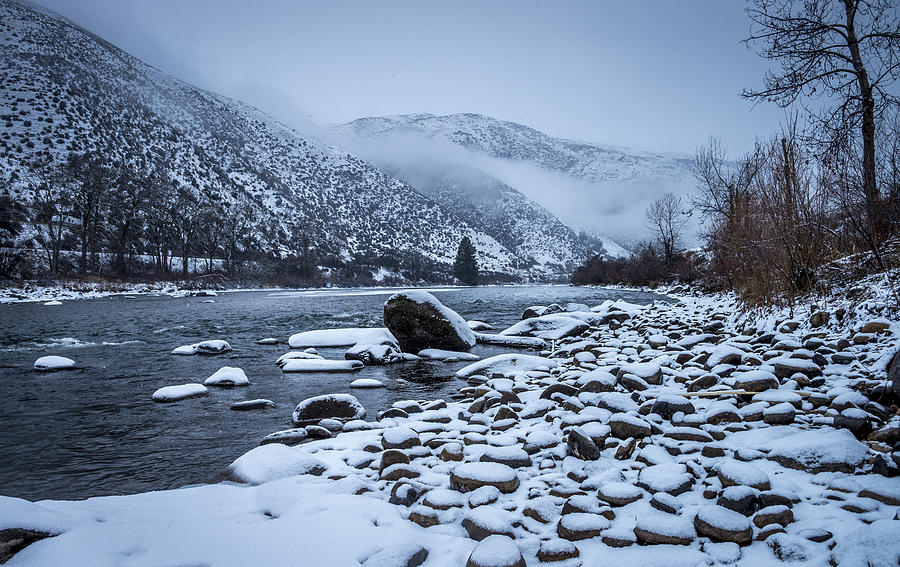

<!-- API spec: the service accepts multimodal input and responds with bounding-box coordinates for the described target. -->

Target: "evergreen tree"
[453,236,478,286]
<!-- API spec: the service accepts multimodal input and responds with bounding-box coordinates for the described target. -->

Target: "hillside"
[335,112,697,245]
[0,0,531,281]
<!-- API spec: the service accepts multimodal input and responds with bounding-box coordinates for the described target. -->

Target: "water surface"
[0,285,666,500]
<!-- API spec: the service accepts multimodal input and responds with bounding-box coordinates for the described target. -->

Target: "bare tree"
[169,186,199,277]
[29,161,72,275]
[67,152,112,274]
[752,123,832,297]
[645,193,688,267]
[692,138,764,291]
[196,204,224,272]
[743,0,900,240]
[107,168,159,275]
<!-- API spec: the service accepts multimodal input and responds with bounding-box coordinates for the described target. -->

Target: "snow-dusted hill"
[335,113,697,245]
[0,0,546,280]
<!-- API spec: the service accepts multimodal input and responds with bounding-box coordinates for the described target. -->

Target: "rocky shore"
[2,285,899,566]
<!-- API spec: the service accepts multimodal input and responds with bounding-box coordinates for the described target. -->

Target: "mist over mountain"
[335,112,699,246]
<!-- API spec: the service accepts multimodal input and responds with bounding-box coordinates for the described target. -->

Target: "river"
[0,285,667,501]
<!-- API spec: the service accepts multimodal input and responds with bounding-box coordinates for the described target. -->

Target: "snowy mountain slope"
[0,0,530,279]
[335,113,697,245]
[378,162,608,272]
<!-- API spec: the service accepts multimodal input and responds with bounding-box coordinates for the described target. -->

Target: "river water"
[0,286,666,501]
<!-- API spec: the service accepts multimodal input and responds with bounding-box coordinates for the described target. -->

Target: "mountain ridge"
[0,0,554,281]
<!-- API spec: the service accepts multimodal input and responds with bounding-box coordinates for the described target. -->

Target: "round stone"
[450,462,520,494]
[694,505,753,545]
[537,539,579,562]
[465,535,525,567]
[557,513,610,541]
[598,482,643,506]
[609,413,652,439]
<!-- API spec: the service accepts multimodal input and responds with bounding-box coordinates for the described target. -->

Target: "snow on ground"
[287,328,396,349]
[4,280,900,566]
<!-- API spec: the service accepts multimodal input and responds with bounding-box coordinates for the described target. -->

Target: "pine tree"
[453,236,478,286]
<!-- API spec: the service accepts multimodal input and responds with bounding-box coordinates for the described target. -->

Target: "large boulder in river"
[291,393,366,426]
[384,291,476,353]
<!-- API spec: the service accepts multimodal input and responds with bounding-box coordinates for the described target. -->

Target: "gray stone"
[694,506,752,545]
[567,427,602,461]
[384,291,476,352]
[292,393,366,426]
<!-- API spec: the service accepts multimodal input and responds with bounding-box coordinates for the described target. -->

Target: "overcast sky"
[35,0,784,155]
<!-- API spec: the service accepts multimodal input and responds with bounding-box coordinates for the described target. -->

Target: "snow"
[766,428,868,473]
[466,535,522,567]
[467,320,493,331]
[345,342,401,364]
[474,333,546,348]
[451,462,517,484]
[42,300,62,306]
[0,495,73,533]
[638,463,692,494]
[499,314,588,341]
[382,427,419,447]
[204,366,250,387]
[225,444,327,485]
[600,481,643,500]
[418,348,480,362]
[619,357,666,381]
[287,328,396,348]
[830,519,900,566]
[696,505,752,532]
[170,340,231,355]
[349,378,385,388]
[4,266,900,565]
[280,359,364,373]
[33,355,75,371]
[260,428,309,446]
[455,354,557,378]
[634,513,695,539]
[275,351,325,366]
[706,344,746,367]
[151,383,209,402]
[558,512,610,531]
[716,459,770,489]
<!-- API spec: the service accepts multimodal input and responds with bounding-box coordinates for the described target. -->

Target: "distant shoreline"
[0,281,590,304]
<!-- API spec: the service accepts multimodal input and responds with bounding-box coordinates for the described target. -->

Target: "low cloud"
[333,128,702,250]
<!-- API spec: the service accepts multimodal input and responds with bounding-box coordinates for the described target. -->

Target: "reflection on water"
[0,285,667,500]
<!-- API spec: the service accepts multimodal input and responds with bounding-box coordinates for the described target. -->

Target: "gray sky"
[35,0,784,155]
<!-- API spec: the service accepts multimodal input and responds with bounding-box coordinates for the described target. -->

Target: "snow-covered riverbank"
[2,280,899,566]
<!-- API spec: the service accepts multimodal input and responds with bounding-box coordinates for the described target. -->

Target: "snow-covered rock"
[455,354,556,378]
[349,378,385,389]
[767,428,868,473]
[224,444,326,484]
[418,348,480,362]
[33,355,75,371]
[204,366,250,387]
[383,291,476,352]
[170,340,231,355]
[281,359,364,373]
[291,394,366,426]
[151,383,209,402]
[288,328,396,348]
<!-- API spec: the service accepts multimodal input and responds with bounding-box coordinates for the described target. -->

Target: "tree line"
[0,152,256,280]
[575,0,900,307]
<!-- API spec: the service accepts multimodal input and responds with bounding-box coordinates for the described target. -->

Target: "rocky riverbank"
[2,282,899,566]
